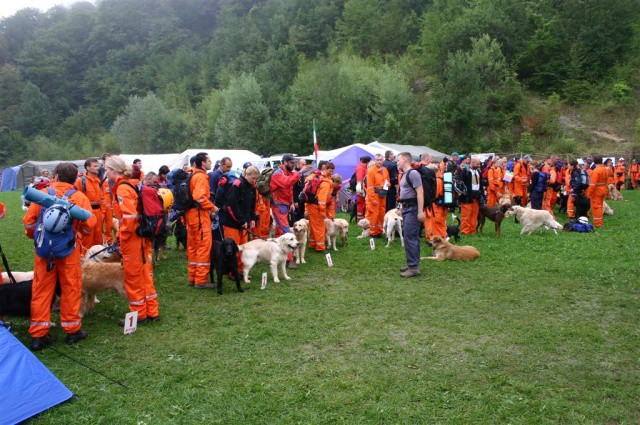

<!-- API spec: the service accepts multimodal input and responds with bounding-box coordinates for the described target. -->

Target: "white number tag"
[261,272,268,290]
[123,311,138,335]
[326,253,333,267]
[370,238,376,250]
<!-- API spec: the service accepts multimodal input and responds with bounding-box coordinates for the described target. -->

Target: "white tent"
[176,149,261,171]
[302,143,388,162]
[367,141,446,161]
[119,154,183,175]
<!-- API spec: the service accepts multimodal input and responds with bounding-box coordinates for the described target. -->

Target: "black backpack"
[410,165,437,209]
[348,173,357,192]
[169,169,195,214]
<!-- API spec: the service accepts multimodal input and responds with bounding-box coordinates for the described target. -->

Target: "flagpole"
[313,119,318,164]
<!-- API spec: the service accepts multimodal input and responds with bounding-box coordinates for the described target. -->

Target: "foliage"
[612,82,633,101]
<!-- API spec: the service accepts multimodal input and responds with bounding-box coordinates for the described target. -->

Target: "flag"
[313,119,319,162]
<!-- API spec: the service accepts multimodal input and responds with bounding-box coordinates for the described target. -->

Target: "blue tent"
[0,324,73,424]
[0,166,19,192]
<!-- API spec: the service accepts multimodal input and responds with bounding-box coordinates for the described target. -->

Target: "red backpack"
[122,182,166,240]
[298,176,323,205]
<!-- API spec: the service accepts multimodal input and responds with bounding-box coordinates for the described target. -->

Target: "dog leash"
[0,241,17,284]
[87,241,120,261]
[242,228,275,242]
[48,346,130,389]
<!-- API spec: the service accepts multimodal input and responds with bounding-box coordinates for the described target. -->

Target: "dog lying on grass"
[357,218,370,239]
[421,235,479,261]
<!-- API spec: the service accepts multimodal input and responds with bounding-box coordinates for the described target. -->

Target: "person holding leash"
[396,152,424,278]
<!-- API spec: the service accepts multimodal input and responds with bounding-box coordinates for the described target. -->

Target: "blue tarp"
[0,166,19,192]
[0,324,73,424]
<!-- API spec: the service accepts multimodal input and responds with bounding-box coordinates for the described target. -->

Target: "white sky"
[0,0,95,19]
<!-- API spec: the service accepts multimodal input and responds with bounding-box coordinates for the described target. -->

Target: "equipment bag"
[578,168,590,190]
[122,182,166,240]
[34,189,77,260]
[410,165,437,209]
[442,172,454,206]
[534,171,550,193]
[256,167,274,197]
[168,169,195,214]
[214,170,242,208]
[298,176,323,205]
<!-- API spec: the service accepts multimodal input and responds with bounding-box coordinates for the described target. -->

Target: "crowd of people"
[3,149,635,350]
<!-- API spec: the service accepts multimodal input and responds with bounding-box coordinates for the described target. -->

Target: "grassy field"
[1,190,639,424]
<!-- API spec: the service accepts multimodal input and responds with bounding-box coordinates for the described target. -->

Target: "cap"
[282,154,295,162]
[619,157,624,161]
[578,216,589,224]
[451,152,459,157]
[524,155,532,161]
[242,161,252,169]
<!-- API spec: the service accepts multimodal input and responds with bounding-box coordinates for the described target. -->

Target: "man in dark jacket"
[383,150,399,212]
[209,157,232,206]
[456,158,484,235]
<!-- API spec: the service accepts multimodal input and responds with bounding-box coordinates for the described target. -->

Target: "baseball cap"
[282,154,295,162]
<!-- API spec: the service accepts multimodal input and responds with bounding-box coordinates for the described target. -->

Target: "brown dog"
[477,204,511,236]
[421,235,479,261]
[81,245,127,317]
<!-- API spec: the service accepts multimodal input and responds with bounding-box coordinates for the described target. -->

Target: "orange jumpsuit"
[365,165,389,236]
[614,163,626,189]
[606,166,615,187]
[589,164,609,227]
[542,164,557,217]
[565,168,575,218]
[513,160,530,206]
[23,182,96,338]
[307,176,331,252]
[629,162,639,188]
[187,168,216,286]
[114,177,159,320]
[424,171,447,240]
[103,179,115,243]
[255,192,271,239]
[355,163,368,220]
[487,165,504,207]
[75,173,105,250]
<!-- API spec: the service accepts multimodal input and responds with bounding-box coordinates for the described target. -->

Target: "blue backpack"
[535,171,550,193]
[214,170,242,207]
[34,188,77,261]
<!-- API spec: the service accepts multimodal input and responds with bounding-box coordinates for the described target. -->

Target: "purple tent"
[331,145,375,183]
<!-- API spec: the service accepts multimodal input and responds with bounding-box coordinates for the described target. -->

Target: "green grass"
[1,190,639,423]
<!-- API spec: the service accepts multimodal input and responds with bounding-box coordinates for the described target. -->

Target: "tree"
[13,82,56,137]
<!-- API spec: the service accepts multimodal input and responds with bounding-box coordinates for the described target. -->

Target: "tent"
[0,166,20,192]
[329,144,381,182]
[0,324,73,423]
[16,160,86,190]
[176,149,261,171]
[367,141,446,161]
[119,154,183,175]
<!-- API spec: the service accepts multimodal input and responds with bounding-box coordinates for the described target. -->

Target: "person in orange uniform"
[186,152,217,289]
[307,164,334,252]
[456,158,484,235]
[614,158,627,190]
[589,156,609,227]
[326,174,343,220]
[513,155,531,207]
[100,153,116,244]
[75,158,105,250]
[104,156,160,324]
[629,158,639,189]
[604,158,615,189]
[542,156,558,217]
[423,161,447,241]
[23,163,96,350]
[221,166,259,272]
[365,154,390,238]
[255,191,271,239]
[486,158,504,207]
[355,156,370,221]
[565,161,575,219]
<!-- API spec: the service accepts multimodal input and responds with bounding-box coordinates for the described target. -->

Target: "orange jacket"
[0,201,5,220]
[606,166,615,185]
[315,176,332,215]
[629,163,640,175]
[365,165,390,198]
[614,163,626,178]
[113,177,141,236]
[190,169,216,212]
[488,166,504,192]
[513,161,530,185]
[75,173,104,208]
[23,182,96,240]
[590,164,610,197]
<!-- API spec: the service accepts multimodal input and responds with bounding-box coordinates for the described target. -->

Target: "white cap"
[578,216,589,224]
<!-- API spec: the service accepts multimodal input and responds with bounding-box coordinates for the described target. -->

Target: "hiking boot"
[194,282,217,289]
[400,266,409,272]
[188,281,195,287]
[66,329,88,345]
[286,261,297,270]
[119,317,148,327]
[400,267,420,278]
[147,316,160,323]
[31,334,56,351]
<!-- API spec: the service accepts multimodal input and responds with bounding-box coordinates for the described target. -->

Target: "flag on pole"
[313,119,319,162]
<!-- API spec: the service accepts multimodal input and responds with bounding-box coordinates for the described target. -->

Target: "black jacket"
[456,167,484,203]
[220,176,258,229]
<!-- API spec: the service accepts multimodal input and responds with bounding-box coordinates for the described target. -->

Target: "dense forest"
[1,0,639,165]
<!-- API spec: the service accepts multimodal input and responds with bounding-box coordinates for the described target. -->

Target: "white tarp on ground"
[175,149,261,172]
[119,154,183,175]
[367,141,447,161]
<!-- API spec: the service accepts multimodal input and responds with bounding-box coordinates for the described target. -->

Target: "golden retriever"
[382,208,403,248]
[608,184,624,201]
[505,205,563,235]
[356,218,370,239]
[239,233,299,284]
[292,219,309,264]
[324,218,339,251]
[81,245,127,317]
[603,201,614,216]
[421,235,479,261]
[333,218,349,247]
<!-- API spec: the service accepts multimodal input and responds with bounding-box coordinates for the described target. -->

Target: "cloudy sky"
[0,0,95,19]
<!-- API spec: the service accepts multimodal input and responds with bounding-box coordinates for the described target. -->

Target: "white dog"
[292,219,309,264]
[333,218,349,247]
[608,184,624,201]
[239,233,299,285]
[324,219,339,251]
[603,201,614,216]
[356,218,370,239]
[383,208,404,248]
[505,205,563,235]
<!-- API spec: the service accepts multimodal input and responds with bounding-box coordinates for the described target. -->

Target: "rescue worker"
[565,161,575,219]
[604,158,615,189]
[220,166,259,272]
[431,163,448,238]
[326,174,343,220]
[530,162,547,210]
[355,156,370,221]
[365,154,390,238]
[589,156,609,227]
[513,155,531,206]
[186,152,218,288]
[75,158,105,250]
[486,158,504,207]
[24,163,96,350]
[614,158,627,190]
[105,156,160,323]
[397,152,424,278]
[542,156,558,217]
[569,159,590,218]
[629,158,639,189]
[291,158,310,224]
[270,154,313,268]
[100,154,115,244]
[457,158,484,235]
[307,163,334,252]
[209,157,232,206]
[383,150,399,212]
[158,165,170,188]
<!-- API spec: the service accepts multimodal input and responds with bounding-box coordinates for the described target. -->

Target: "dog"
[152,227,170,265]
[421,235,479,261]
[505,205,563,235]
[325,218,339,251]
[80,245,127,317]
[348,199,357,223]
[333,218,349,247]
[2,271,34,284]
[446,214,461,242]
[382,208,404,248]
[209,238,242,295]
[608,184,624,201]
[170,217,187,250]
[603,201,614,216]
[477,204,511,236]
[292,219,309,264]
[498,190,513,208]
[556,191,568,214]
[0,281,33,317]
[356,218,370,239]
[239,233,299,285]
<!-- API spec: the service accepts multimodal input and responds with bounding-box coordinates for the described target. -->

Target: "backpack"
[34,188,77,260]
[578,168,590,190]
[534,171,550,193]
[349,173,357,192]
[256,167,274,198]
[168,169,195,214]
[410,165,437,209]
[298,175,323,205]
[214,170,242,208]
[122,182,166,240]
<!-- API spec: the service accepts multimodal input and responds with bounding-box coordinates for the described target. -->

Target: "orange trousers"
[256,207,271,239]
[591,194,605,227]
[424,207,446,241]
[486,190,499,207]
[514,182,528,206]
[223,226,248,271]
[81,209,104,250]
[30,249,83,338]
[120,233,158,319]
[543,189,555,217]
[186,208,212,285]
[104,205,115,244]
[365,196,386,236]
[630,173,638,188]
[567,194,575,218]
[307,204,326,251]
[460,200,480,235]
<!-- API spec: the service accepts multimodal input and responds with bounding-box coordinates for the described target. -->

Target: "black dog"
[0,280,33,317]
[556,192,568,215]
[348,199,357,223]
[172,218,187,250]
[446,214,461,242]
[209,238,243,295]
[477,204,511,236]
